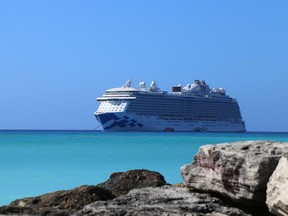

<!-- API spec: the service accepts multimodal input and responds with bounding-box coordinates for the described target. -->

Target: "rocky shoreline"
[1,140,288,215]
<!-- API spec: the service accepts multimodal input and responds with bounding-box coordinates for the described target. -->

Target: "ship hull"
[95,112,246,132]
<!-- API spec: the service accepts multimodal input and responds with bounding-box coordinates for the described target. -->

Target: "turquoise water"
[1,131,288,206]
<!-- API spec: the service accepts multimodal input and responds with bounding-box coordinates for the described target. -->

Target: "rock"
[76,186,258,216]
[97,169,167,197]
[0,206,37,216]
[0,185,113,216]
[181,140,288,206]
[266,156,288,216]
[0,169,166,215]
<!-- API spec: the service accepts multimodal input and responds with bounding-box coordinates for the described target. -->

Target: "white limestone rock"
[181,140,288,206]
[266,156,288,216]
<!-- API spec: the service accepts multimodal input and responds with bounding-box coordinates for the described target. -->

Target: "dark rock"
[97,169,167,197]
[0,169,166,215]
[0,185,113,215]
[181,140,288,206]
[76,186,269,216]
[0,206,37,215]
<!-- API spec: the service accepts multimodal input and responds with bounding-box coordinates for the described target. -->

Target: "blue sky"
[0,1,287,131]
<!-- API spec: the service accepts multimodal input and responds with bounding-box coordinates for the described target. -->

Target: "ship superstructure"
[94,79,246,132]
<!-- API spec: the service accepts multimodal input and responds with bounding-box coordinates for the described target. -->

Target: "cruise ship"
[94,79,246,132]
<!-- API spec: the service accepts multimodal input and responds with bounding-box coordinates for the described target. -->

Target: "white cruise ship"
[94,79,246,132]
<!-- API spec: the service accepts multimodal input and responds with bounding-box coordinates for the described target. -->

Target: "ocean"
[1,130,288,206]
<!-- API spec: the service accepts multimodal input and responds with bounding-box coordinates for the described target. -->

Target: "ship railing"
[97,96,136,101]
[104,92,133,96]
[137,91,167,95]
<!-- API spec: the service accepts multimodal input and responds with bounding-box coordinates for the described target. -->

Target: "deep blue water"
[1,130,288,206]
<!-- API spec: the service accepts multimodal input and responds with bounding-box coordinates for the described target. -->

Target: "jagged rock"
[0,169,166,215]
[97,169,167,197]
[266,156,288,216]
[76,186,264,216]
[0,185,113,216]
[181,140,288,206]
[0,206,37,215]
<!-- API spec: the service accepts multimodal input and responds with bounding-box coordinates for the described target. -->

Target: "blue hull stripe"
[96,113,144,130]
